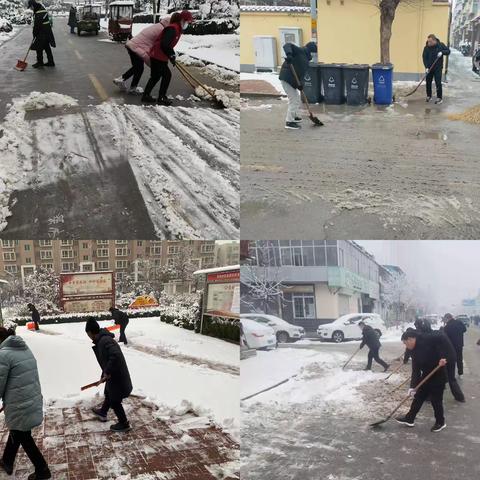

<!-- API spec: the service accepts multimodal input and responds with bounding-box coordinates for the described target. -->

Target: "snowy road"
[241,328,480,480]
[241,51,480,239]
[0,22,240,238]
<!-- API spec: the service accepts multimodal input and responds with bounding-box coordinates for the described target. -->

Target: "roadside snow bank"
[194,85,240,109]
[13,91,79,112]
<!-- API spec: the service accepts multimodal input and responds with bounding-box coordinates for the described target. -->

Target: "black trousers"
[366,347,388,370]
[100,394,128,424]
[122,47,144,88]
[455,346,464,375]
[2,430,49,472]
[406,382,445,424]
[34,321,39,331]
[144,58,172,98]
[119,324,127,344]
[426,67,442,99]
[447,360,464,401]
[36,45,54,65]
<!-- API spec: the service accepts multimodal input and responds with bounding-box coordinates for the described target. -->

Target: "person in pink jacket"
[113,15,171,95]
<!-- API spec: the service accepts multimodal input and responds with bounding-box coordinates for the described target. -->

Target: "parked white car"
[241,318,277,350]
[241,313,305,343]
[316,313,386,343]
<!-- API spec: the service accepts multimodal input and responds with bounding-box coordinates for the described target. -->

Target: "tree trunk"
[379,0,401,64]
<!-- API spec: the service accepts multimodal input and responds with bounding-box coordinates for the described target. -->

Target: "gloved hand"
[408,388,416,398]
[169,55,176,66]
[437,51,443,58]
[425,68,429,74]
[286,54,293,64]
[297,84,303,91]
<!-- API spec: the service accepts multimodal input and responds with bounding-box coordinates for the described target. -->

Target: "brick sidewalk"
[1,397,239,480]
[240,80,283,97]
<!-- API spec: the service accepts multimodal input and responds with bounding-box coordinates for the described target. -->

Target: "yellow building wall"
[240,1,450,76]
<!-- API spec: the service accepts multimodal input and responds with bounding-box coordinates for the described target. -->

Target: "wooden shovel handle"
[81,378,106,391]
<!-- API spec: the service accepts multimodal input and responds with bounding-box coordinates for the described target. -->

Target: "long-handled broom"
[403,55,442,98]
[384,360,405,382]
[370,364,442,428]
[289,63,323,126]
[342,347,361,370]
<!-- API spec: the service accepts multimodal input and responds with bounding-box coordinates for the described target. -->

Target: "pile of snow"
[179,54,239,86]
[240,72,285,95]
[12,91,78,112]
[194,85,240,110]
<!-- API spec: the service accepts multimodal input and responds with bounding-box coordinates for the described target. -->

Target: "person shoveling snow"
[86,319,133,433]
[279,41,322,129]
[422,34,450,105]
[359,321,389,372]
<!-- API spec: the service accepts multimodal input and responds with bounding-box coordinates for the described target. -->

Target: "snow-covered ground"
[0,92,239,237]
[240,71,284,94]
[16,316,240,439]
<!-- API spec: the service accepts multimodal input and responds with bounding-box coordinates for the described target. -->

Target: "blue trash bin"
[371,63,393,105]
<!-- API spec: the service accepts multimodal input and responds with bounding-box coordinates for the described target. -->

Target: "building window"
[4,265,17,274]
[43,263,53,270]
[116,260,128,269]
[339,248,345,267]
[24,244,31,251]
[201,244,215,253]
[97,240,109,245]
[151,246,161,255]
[40,251,53,260]
[61,250,74,259]
[83,255,89,261]
[293,294,316,319]
[137,240,143,247]
[81,263,94,272]
[97,249,109,257]
[82,242,89,249]
[168,245,179,254]
[96,261,109,270]
[1,240,16,248]
[61,240,73,246]
[3,252,16,261]
[25,257,32,264]
[62,263,74,272]
[115,240,128,245]
[116,248,128,257]
[115,272,125,281]
[39,240,52,247]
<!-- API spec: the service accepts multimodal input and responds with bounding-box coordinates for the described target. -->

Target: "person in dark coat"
[443,313,467,376]
[403,319,432,364]
[422,34,450,104]
[473,48,480,75]
[85,319,133,432]
[28,0,56,68]
[27,303,40,331]
[359,321,389,372]
[109,307,129,344]
[67,5,77,34]
[396,330,449,432]
[278,41,317,130]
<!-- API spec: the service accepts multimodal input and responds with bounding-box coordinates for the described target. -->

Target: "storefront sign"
[207,270,240,284]
[328,267,379,299]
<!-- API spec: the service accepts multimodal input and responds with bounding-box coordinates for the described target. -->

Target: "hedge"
[197,315,239,343]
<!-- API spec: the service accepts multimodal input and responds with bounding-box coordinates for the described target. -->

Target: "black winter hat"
[85,318,100,334]
[305,41,317,54]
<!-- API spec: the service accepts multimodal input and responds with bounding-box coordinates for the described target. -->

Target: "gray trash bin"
[321,63,345,104]
[302,63,322,104]
[343,64,369,106]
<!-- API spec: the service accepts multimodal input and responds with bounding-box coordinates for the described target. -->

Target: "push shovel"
[403,55,442,98]
[342,347,361,370]
[370,364,443,428]
[15,40,35,72]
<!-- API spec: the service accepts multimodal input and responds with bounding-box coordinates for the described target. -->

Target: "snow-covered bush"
[0,0,31,25]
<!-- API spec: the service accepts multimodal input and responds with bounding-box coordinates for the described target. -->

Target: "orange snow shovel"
[81,378,106,391]
[106,324,120,332]
[15,40,35,72]
[370,364,442,428]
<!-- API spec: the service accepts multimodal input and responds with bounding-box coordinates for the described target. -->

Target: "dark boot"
[110,422,131,432]
[32,63,44,69]
[157,96,172,106]
[0,459,13,475]
[27,468,52,480]
[44,62,55,67]
[141,94,156,103]
[91,407,108,422]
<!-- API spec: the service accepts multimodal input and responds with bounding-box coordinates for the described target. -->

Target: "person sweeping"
[109,306,129,344]
[113,14,172,95]
[279,41,318,130]
[396,330,449,432]
[86,319,133,432]
[0,327,51,479]
[142,10,194,105]
[422,34,450,104]
[28,0,56,68]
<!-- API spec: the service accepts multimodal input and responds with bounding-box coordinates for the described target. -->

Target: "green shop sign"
[327,267,378,298]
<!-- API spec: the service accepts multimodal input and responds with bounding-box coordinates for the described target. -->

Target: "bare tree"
[378,0,402,63]
[382,270,418,326]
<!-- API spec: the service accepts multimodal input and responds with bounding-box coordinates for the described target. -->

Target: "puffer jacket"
[126,16,170,66]
[0,335,43,431]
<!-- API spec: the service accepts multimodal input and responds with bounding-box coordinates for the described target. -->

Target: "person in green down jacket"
[0,327,51,480]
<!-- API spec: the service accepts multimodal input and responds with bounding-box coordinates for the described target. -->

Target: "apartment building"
[215,241,240,267]
[0,240,218,284]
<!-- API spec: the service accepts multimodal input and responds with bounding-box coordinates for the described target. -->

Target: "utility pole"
[310,0,318,63]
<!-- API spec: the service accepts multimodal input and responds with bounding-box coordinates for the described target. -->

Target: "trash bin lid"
[343,63,369,69]
[321,63,345,68]
[371,63,393,70]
